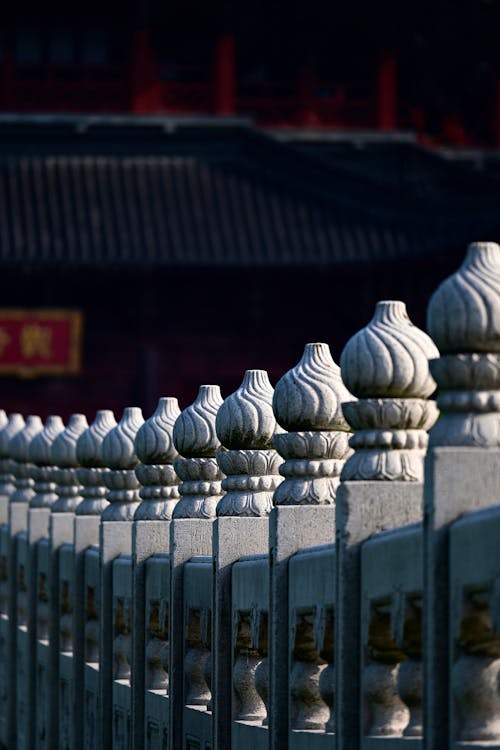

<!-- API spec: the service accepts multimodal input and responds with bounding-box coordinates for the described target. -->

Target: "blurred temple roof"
[0,115,499,267]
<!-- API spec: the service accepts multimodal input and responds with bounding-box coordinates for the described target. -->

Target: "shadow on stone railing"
[0,241,497,750]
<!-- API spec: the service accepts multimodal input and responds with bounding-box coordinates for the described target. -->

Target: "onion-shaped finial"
[173,385,223,458]
[135,397,181,464]
[216,370,279,450]
[340,301,438,400]
[427,242,500,354]
[102,407,144,470]
[30,416,65,466]
[77,410,117,468]
[10,416,43,463]
[273,343,352,432]
[0,413,25,457]
[52,414,89,468]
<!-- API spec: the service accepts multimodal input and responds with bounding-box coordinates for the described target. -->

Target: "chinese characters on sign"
[0,310,82,376]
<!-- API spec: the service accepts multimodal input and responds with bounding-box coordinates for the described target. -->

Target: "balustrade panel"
[144,553,170,750]
[361,524,423,750]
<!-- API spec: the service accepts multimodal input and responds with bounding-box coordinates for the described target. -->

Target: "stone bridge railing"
[0,241,498,750]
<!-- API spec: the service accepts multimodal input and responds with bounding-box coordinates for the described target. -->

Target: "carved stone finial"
[215,370,283,516]
[340,301,439,481]
[76,410,117,516]
[51,414,89,513]
[134,397,181,521]
[173,385,224,519]
[102,407,144,521]
[272,343,353,505]
[10,416,43,504]
[426,242,500,447]
[0,413,26,506]
[29,416,65,507]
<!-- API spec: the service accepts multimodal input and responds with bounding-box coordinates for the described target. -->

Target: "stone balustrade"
[0,241,498,750]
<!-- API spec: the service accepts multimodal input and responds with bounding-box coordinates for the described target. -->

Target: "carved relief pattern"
[233,607,268,723]
[173,386,224,519]
[51,413,88,513]
[102,407,144,521]
[451,587,500,742]
[113,596,131,681]
[9,415,43,505]
[134,397,181,521]
[216,370,283,516]
[272,343,353,505]
[363,594,423,738]
[185,607,212,708]
[29,416,65,508]
[290,608,330,730]
[426,243,500,447]
[340,302,439,480]
[76,410,117,516]
[145,598,169,691]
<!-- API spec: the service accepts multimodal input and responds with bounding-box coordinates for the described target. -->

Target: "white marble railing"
[0,241,498,750]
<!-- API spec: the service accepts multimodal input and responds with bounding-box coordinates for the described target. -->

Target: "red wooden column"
[2,49,15,111]
[495,76,500,148]
[215,33,236,115]
[377,52,397,131]
[298,63,318,127]
[130,29,162,113]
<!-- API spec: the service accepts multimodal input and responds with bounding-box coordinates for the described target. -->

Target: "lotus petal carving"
[173,385,223,458]
[9,416,42,463]
[427,242,500,354]
[30,416,65,466]
[52,414,89,467]
[0,413,25,457]
[135,397,181,465]
[340,301,438,399]
[216,370,278,450]
[102,407,144,469]
[273,343,352,432]
[77,410,117,468]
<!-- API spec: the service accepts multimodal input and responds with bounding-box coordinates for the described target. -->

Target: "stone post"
[335,300,439,749]
[169,385,224,750]
[423,241,500,748]
[0,411,33,746]
[0,411,19,525]
[20,415,64,750]
[5,416,42,747]
[74,409,116,750]
[49,413,88,749]
[214,369,283,749]
[132,396,180,750]
[269,342,353,749]
[99,406,144,750]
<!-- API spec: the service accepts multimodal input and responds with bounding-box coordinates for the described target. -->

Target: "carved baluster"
[102,407,145,521]
[29,416,65,508]
[290,609,329,730]
[396,599,423,737]
[76,410,117,516]
[173,385,224,519]
[451,591,500,741]
[185,607,212,707]
[251,610,269,727]
[339,300,438,738]
[273,342,353,506]
[233,609,267,722]
[10,416,43,506]
[145,598,169,690]
[316,606,335,733]
[0,413,25,520]
[135,396,181,520]
[114,596,132,681]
